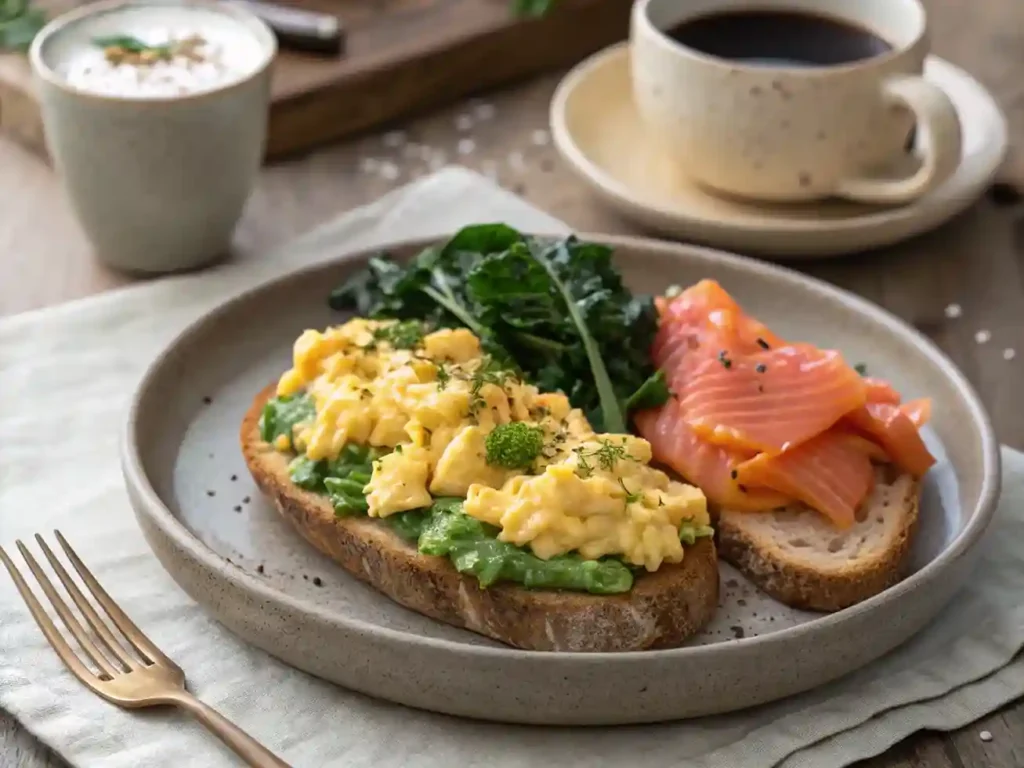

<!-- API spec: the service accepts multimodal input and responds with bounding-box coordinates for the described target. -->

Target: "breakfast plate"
[550,44,1008,258]
[123,234,999,725]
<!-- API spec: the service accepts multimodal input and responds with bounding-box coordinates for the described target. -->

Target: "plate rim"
[123,232,1001,666]
[549,43,1008,244]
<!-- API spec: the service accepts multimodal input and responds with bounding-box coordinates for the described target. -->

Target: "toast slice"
[715,472,920,612]
[241,384,720,652]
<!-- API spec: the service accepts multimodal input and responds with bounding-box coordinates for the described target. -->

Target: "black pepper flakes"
[256,564,265,575]
[756,337,770,350]
[717,350,733,369]
[230,474,238,482]
[243,496,251,504]
[313,577,323,587]
[730,625,746,639]
[730,469,738,479]
[737,484,748,493]
[755,363,767,374]
[206,490,215,497]
[233,505,242,513]
[202,396,212,404]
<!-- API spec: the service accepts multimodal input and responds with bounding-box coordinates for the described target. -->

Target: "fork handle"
[167,691,292,767]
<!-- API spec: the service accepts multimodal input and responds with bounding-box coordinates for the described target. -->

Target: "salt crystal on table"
[980,730,993,742]
[975,329,991,344]
[382,130,406,148]
[455,114,473,131]
[944,303,962,319]
[457,138,475,155]
[1004,348,1016,361]
[473,102,495,121]
[531,129,550,146]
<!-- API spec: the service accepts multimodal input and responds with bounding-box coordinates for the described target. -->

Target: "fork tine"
[0,545,103,683]
[54,530,175,669]
[36,535,135,672]
[15,541,121,680]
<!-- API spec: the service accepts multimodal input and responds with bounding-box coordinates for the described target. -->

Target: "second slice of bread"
[715,473,920,612]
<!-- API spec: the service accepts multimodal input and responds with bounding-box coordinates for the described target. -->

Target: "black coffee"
[666,10,893,68]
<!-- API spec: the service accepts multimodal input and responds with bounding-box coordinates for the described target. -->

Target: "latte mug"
[630,0,962,204]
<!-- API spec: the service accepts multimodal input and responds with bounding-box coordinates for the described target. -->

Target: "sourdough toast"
[241,384,720,652]
[716,472,920,612]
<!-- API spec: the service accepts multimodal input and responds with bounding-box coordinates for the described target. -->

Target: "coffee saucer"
[550,43,1008,258]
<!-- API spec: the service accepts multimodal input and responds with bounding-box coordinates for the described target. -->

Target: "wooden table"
[2,0,1023,764]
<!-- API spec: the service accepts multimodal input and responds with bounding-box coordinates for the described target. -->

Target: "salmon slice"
[736,430,876,528]
[653,280,785,376]
[678,344,868,454]
[833,429,890,463]
[864,377,902,404]
[900,398,932,427]
[845,403,936,478]
[634,400,791,512]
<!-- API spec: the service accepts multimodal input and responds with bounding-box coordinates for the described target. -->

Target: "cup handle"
[834,75,962,205]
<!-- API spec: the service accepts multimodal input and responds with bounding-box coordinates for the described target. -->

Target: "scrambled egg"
[273,318,708,572]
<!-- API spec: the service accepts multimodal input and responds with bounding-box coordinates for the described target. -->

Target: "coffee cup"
[630,0,962,205]
[30,0,276,273]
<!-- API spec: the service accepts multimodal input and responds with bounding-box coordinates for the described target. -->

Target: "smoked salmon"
[635,279,935,528]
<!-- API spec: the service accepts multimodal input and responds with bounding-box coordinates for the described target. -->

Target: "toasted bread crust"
[715,479,920,612]
[241,384,719,652]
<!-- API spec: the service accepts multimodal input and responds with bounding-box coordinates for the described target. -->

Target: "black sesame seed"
[206,490,215,497]
[730,469,738,479]
[303,574,309,581]
[313,577,323,587]
[256,564,265,574]
[755,363,767,373]
[756,337,770,350]
[230,474,238,482]
[987,181,1022,207]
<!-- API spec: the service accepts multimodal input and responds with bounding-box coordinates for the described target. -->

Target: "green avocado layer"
[259,394,711,595]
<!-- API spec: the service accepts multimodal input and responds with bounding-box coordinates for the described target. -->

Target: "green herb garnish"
[485,422,545,470]
[92,35,171,57]
[371,319,426,350]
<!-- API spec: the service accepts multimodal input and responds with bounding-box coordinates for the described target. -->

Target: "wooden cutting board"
[0,0,632,161]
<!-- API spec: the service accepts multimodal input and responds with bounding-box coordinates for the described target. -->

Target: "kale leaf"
[328,224,668,433]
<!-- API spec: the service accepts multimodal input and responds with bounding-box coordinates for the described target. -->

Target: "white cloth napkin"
[1,166,1020,768]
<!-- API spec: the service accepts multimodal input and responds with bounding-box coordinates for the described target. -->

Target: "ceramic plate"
[550,44,1008,258]
[123,235,1000,725]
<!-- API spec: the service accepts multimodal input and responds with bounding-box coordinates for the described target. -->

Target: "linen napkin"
[0,166,1019,768]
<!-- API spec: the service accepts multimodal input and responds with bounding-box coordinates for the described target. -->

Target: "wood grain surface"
[0,0,633,160]
[1,0,1023,764]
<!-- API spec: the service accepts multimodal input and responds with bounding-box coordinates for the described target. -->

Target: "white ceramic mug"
[30,0,276,273]
[630,0,962,204]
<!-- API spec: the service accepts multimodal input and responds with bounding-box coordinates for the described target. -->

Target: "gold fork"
[0,531,291,768]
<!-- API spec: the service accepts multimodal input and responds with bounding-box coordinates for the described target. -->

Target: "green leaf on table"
[0,0,45,52]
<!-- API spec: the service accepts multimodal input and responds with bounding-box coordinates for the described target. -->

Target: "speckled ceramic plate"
[550,44,1008,258]
[123,235,1000,725]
